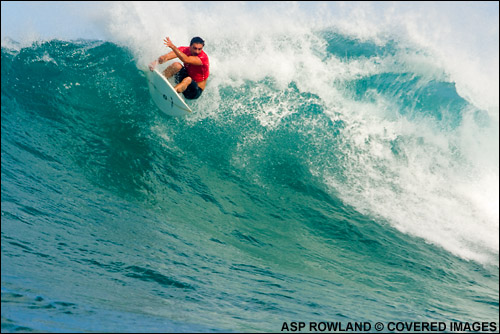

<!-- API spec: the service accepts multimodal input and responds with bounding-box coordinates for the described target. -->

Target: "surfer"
[149,36,209,100]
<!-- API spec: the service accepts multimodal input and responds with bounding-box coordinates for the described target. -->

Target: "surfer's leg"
[174,77,192,93]
[163,62,182,78]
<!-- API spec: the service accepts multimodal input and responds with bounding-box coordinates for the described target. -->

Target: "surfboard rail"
[147,69,193,116]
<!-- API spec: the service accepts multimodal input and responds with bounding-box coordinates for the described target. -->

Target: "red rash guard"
[178,46,210,83]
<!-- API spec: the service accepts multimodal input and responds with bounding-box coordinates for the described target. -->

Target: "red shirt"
[178,46,210,82]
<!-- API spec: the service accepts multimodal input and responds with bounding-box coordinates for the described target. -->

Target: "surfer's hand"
[164,37,175,49]
[149,59,158,71]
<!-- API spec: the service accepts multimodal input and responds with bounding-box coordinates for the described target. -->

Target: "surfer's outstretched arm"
[164,37,202,66]
[148,51,177,71]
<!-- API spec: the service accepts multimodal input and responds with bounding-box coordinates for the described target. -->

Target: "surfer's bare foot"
[174,77,192,94]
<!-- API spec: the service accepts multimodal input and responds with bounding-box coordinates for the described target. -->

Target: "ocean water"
[1,2,499,332]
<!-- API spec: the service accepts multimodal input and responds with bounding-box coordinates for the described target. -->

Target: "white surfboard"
[147,69,193,116]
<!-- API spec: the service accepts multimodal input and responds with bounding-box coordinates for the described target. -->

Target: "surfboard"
[147,69,193,116]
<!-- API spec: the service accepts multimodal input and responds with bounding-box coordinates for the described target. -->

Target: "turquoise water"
[2,4,499,332]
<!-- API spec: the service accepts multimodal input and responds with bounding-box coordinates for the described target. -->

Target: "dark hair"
[190,37,205,46]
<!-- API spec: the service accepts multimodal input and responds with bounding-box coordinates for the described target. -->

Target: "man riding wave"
[149,36,209,100]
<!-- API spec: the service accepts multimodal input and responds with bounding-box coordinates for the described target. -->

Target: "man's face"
[190,43,204,56]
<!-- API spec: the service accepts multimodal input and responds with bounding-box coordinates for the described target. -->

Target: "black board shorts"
[175,67,203,100]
